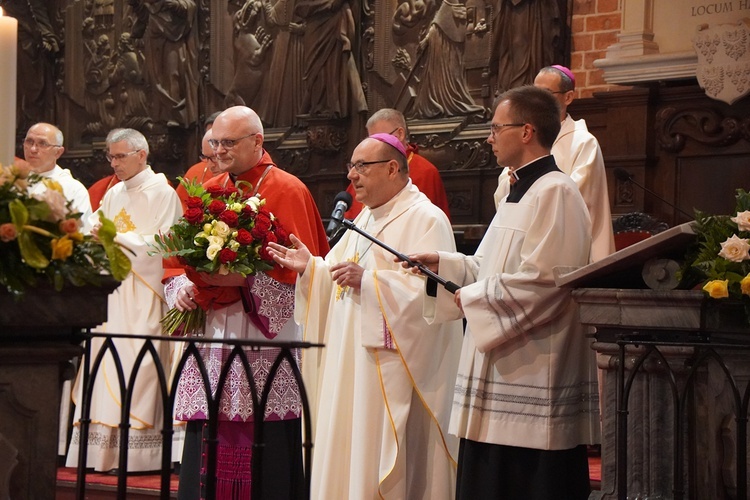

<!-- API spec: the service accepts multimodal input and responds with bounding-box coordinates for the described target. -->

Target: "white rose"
[206,235,224,248]
[203,223,213,233]
[206,244,222,261]
[718,234,750,262]
[245,196,261,212]
[228,239,240,251]
[731,211,750,232]
[231,203,243,212]
[193,231,208,246]
[212,220,232,238]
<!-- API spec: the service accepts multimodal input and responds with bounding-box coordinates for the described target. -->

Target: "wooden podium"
[0,283,114,500]
[557,223,750,499]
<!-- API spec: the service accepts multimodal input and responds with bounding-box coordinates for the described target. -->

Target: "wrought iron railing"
[70,332,321,500]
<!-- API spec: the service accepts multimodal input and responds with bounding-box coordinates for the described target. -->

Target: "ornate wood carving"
[655,106,749,153]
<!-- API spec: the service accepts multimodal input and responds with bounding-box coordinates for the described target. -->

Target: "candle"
[0,7,17,167]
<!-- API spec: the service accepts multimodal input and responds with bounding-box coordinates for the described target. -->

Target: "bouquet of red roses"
[154,179,289,335]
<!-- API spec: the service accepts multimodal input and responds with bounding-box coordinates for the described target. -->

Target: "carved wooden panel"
[5,0,573,225]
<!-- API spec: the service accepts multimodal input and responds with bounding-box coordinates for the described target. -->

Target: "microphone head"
[334,191,353,209]
[613,168,633,182]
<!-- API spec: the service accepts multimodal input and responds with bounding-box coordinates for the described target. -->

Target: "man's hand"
[175,282,198,312]
[401,251,440,274]
[267,234,311,274]
[90,223,101,241]
[330,261,364,290]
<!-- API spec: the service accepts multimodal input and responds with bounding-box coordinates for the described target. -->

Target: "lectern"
[557,223,750,499]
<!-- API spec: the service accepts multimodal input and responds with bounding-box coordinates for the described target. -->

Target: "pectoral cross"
[336,252,359,301]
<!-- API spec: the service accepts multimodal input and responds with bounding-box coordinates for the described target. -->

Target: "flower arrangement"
[0,162,131,298]
[681,189,750,322]
[153,179,289,335]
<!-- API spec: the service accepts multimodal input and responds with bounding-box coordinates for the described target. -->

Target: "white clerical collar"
[123,166,153,189]
[35,164,63,178]
[368,180,412,221]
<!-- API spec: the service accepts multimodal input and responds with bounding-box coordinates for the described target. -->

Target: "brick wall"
[570,0,629,97]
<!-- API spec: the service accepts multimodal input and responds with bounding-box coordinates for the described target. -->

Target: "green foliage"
[681,189,750,302]
[0,162,131,297]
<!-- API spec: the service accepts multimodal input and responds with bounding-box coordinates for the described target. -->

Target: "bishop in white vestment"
[270,133,463,500]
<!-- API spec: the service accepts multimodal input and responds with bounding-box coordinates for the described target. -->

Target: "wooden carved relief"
[655,106,750,154]
[0,0,61,135]
[4,0,571,226]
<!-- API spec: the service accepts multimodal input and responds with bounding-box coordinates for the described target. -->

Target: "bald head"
[23,123,65,173]
[209,106,265,175]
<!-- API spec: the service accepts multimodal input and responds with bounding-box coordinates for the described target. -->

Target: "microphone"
[613,168,693,220]
[326,191,352,236]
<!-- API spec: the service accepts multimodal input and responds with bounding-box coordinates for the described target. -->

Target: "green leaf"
[97,213,132,281]
[9,199,28,229]
[17,231,49,269]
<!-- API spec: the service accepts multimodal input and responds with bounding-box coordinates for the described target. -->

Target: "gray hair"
[106,128,149,155]
[367,108,408,138]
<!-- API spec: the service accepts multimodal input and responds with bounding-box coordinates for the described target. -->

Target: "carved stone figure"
[225,1,273,110]
[295,0,367,119]
[130,0,199,128]
[409,0,483,119]
[491,0,561,92]
[254,0,306,127]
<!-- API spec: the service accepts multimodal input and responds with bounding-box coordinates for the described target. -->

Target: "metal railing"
[601,330,750,500]
[71,331,321,500]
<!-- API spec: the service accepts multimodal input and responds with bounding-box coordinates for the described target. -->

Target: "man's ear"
[563,90,575,108]
[55,147,65,160]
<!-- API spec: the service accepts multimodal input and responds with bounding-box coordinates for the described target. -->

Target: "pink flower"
[59,218,80,234]
[718,235,750,263]
[0,223,17,242]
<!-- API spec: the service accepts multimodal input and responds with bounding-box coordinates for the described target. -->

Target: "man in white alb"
[66,128,183,472]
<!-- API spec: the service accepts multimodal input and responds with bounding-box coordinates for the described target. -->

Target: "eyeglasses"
[489,123,525,136]
[23,139,61,150]
[208,133,257,150]
[106,149,142,162]
[345,159,391,174]
[199,154,217,163]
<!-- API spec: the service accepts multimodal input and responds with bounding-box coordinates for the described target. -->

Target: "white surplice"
[430,169,601,451]
[296,182,463,500]
[66,167,183,472]
[495,114,615,262]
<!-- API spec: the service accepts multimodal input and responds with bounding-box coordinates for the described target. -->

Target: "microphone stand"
[339,219,461,293]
